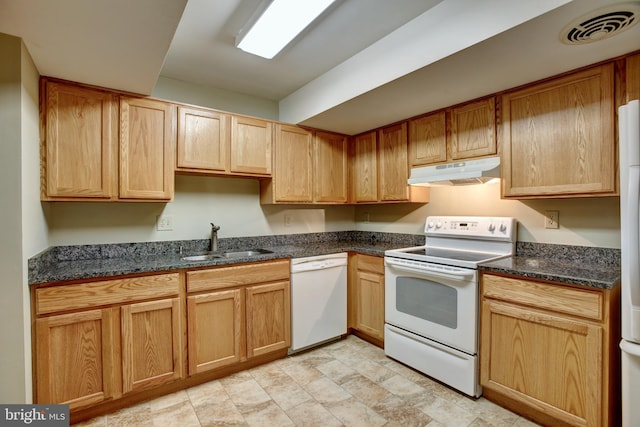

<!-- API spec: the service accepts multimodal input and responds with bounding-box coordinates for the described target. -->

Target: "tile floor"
[74,335,540,426]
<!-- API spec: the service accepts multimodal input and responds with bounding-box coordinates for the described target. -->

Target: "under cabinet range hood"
[409,156,501,186]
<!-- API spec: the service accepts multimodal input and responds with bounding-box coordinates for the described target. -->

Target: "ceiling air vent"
[561,3,640,44]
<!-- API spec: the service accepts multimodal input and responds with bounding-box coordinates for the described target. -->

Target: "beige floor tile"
[283,360,324,386]
[72,415,106,426]
[105,403,154,427]
[241,401,294,427]
[192,397,246,427]
[147,389,189,411]
[224,378,272,407]
[513,416,542,426]
[325,397,387,427]
[315,359,359,385]
[152,400,200,427]
[380,374,426,397]
[263,380,313,411]
[353,359,397,384]
[186,379,228,406]
[372,395,432,427]
[340,375,391,406]
[303,377,352,404]
[285,401,343,427]
[416,395,477,427]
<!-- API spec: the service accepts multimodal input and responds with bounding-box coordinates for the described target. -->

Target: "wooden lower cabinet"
[480,273,620,427]
[185,260,291,375]
[35,308,117,411]
[349,254,385,346]
[33,273,183,412]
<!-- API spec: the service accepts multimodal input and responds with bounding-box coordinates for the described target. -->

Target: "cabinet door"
[627,53,640,103]
[35,308,116,410]
[43,81,117,200]
[450,97,496,160]
[119,97,175,200]
[187,289,243,374]
[121,298,183,393]
[273,124,313,202]
[230,115,272,176]
[355,270,385,341]
[378,122,409,201]
[409,111,447,166]
[352,131,378,202]
[177,106,229,173]
[480,299,602,427]
[314,130,348,203]
[245,281,291,358]
[502,65,615,198]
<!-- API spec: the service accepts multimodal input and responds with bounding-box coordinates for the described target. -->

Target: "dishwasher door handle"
[291,259,347,273]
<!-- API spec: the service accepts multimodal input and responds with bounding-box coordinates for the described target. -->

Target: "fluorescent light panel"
[237,0,336,59]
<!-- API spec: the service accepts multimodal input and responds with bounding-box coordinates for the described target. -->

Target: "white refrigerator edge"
[619,99,640,427]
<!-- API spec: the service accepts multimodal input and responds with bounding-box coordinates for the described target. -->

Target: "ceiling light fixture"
[236,0,337,59]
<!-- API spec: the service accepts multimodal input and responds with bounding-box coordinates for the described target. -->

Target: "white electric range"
[384,216,517,397]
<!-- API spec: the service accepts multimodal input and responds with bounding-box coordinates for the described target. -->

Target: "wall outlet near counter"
[284,214,292,227]
[544,210,559,229]
[157,215,174,231]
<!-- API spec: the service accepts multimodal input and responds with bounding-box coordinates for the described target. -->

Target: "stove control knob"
[435,221,442,229]
[499,222,507,232]
[488,223,496,232]
[427,221,434,229]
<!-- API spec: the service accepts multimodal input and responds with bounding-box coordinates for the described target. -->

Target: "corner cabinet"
[260,125,349,204]
[501,64,616,198]
[352,123,429,204]
[40,78,176,202]
[33,273,183,411]
[349,254,385,347]
[480,273,620,427]
[185,260,291,375]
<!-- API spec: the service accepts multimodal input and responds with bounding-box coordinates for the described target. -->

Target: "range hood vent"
[409,156,500,186]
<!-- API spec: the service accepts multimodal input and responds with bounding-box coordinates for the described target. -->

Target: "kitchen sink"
[181,254,222,261]
[182,249,273,262]
[221,249,273,258]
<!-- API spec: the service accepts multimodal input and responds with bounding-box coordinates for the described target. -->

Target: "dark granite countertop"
[28,231,423,285]
[479,242,621,290]
[29,233,621,291]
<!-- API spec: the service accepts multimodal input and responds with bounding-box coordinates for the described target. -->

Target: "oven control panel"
[424,216,516,240]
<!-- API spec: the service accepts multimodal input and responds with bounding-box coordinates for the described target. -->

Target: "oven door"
[384,256,478,354]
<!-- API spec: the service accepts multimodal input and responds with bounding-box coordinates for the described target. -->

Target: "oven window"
[396,277,457,329]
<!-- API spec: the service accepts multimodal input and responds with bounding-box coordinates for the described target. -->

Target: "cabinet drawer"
[482,274,603,321]
[187,260,290,293]
[35,273,180,315]
[357,255,384,275]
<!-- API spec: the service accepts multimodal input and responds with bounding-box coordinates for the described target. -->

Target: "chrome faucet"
[210,223,220,252]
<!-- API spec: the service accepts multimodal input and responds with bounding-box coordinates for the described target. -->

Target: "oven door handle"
[385,258,474,282]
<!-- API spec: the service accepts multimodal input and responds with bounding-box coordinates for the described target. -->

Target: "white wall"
[152,76,279,120]
[355,183,620,248]
[0,33,42,404]
[48,175,356,245]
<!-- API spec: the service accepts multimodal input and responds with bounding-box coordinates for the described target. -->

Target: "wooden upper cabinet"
[119,97,175,201]
[42,80,118,200]
[450,97,496,160]
[230,115,272,176]
[351,131,378,203]
[627,53,640,102]
[409,111,446,166]
[501,64,616,198]
[314,130,348,203]
[378,122,409,201]
[262,124,313,203]
[177,106,229,173]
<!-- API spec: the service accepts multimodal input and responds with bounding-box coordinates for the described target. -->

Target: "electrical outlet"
[544,211,559,229]
[284,214,292,227]
[364,212,370,223]
[157,215,174,231]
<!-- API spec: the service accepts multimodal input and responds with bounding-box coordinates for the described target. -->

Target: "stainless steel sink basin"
[182,249,272,261]
[181,254,222,261]
[222,249,273,258]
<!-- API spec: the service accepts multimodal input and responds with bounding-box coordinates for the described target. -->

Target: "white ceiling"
[1,0,639,135]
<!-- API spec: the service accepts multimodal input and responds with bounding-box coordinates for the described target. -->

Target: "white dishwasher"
[290,252,348,353]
